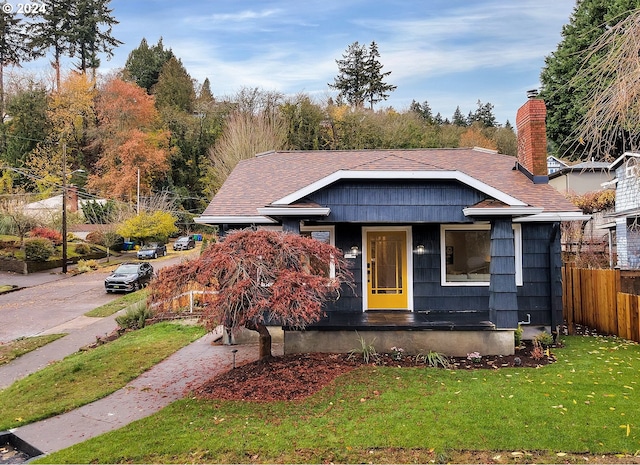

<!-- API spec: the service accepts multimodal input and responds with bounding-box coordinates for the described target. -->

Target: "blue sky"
[19,0,576,125]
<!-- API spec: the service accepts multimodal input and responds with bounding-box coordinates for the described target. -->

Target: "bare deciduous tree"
[572,9,640,160]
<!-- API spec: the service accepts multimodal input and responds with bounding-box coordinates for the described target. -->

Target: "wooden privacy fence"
[563,267,640,342]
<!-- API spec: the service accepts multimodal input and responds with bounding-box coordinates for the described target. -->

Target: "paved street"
[0,250,198,343]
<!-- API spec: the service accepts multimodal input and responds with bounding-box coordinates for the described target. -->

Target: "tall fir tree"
[330,41,396,109]
[451,106,467,127]
[539,0,640,159]
[124,37,174,93]
[71,0,122,75]
[0,7,34,153]
[27,0,76,90]
[330,41,368,108]
[363,41,396,110]
[153,56,195,113]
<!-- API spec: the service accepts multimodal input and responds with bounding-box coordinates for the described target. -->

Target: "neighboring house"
[603,152,640,269]
[23,187,87,221]
[548,160,614,262]
[548,160,612,195]
[196,97,586,356]
[547,155,568,175]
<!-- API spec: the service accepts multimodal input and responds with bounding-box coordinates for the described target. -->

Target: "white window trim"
[301,225,336,278]
[440,223,522,287]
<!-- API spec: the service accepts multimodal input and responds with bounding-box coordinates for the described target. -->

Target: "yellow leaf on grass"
[620,424,631,436]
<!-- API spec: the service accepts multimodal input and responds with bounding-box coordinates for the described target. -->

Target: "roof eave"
[194,215,276,225]
[463,207,544,217]
[256,207,331,217]
[514,212,591,222]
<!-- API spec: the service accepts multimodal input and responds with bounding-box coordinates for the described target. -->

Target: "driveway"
[0,250,198,343]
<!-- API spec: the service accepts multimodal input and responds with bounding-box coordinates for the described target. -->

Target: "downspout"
[549,222,561,339]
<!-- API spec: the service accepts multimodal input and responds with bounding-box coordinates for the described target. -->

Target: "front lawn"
[39,335,640,464]
[0,322,205,431]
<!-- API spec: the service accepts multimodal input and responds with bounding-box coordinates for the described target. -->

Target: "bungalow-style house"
[602,152,640,269]
[195,96,587,356]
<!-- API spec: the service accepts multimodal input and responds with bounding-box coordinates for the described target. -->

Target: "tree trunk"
[245,320,272,359]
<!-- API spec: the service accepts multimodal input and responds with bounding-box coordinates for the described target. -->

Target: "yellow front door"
[366,230,408,309]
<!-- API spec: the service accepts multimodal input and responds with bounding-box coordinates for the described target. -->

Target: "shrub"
[25,237,55,261]
[534,331,554,348]
[77,259,99,272]
[115,301,152,330]
[74,243,91,255]
[30,227,62,245]
[514,324,523,347]
[86,230,104,245]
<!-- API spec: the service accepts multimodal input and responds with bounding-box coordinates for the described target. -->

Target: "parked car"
[136,242,167,259]
[105,262,154,293]
[173,236,196,251]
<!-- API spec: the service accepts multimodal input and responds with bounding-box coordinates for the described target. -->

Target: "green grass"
[38,335,640,464]
[85,288,148,317]
[0,322,205,431]
[0,334,66,366]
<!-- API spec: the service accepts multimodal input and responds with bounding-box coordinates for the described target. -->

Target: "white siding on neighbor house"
[615,165,640,213]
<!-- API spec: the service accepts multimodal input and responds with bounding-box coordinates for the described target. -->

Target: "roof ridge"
[348,152,444,170]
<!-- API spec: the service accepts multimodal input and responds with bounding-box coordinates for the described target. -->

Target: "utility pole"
[62,142,68,274]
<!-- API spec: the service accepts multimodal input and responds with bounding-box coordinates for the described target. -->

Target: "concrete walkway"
[12,332,278,455]
[0,266,278,459]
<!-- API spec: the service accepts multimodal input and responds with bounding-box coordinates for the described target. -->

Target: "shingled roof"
[198,147,583,223]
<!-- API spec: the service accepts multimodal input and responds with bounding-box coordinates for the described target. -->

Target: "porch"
[283,311,515,357]
[305,310,494,331]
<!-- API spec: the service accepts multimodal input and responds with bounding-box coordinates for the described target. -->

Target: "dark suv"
[136,243,167,259]
[173,236,196,251]
[105,262,154,293]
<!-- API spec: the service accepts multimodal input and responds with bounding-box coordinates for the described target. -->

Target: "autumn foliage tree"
[148,229,354,359]
[88,77,171,200]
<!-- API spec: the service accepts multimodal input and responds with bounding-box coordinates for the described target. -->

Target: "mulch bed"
[193,340,556,402]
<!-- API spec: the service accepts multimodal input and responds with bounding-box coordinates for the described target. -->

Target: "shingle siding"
[323,222,558,327]
[309,180,485,223]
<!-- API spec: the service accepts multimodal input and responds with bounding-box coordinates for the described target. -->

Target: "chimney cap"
[527,89,539,99]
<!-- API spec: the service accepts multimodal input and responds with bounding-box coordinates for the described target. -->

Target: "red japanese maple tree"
[148,229,353,358]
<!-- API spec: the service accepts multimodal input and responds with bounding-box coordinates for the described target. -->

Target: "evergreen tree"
[539,0,640,158]
[363,41,396,109]
[451,106,467,127]
[124,37,174,93]
[410,99,433,123]
[26,0,78,89]
[3,81,49,169]
[153,56,196,113]
[198,77,214,104]
[0,7,34,152]
[468,100,497,127]
[330,41,368,108]
[71,0,122,75]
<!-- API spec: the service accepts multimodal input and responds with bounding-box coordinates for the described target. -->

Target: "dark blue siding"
[321,222,557,327]
[309,180,486,223]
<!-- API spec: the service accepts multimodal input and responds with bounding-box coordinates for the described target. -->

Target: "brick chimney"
[66,186,79,212]
[516,91,548,182]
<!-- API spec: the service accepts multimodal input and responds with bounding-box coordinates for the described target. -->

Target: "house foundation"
[284,329,515,357]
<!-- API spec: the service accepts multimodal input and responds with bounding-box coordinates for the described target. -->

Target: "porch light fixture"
[350,245,359,255]
[415,245,426,255]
